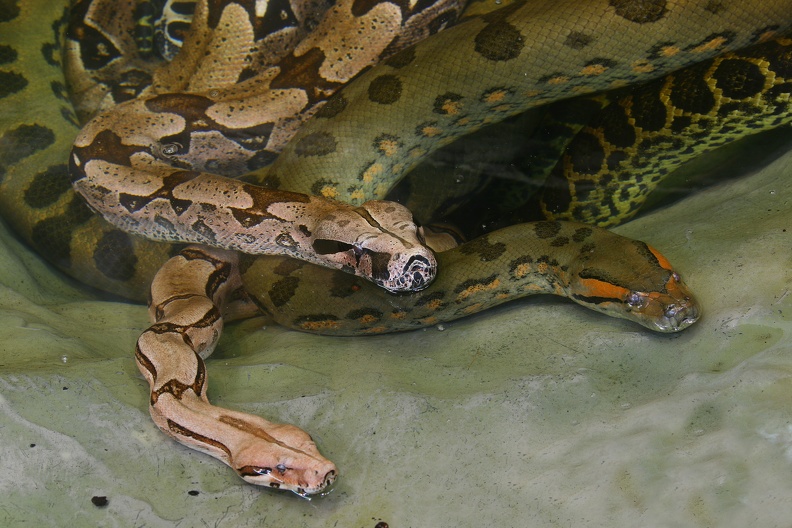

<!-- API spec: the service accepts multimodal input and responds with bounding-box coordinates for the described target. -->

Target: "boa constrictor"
[2,0,791,495]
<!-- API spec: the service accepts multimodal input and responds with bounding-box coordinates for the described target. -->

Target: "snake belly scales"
[2,0,791,495]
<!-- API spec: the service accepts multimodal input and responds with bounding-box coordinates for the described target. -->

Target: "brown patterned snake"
[2,0,791,496]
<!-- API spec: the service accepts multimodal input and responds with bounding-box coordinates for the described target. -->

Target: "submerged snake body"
[2,0,791,495]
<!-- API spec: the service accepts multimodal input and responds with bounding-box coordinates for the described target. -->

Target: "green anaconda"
[1,0,791,495]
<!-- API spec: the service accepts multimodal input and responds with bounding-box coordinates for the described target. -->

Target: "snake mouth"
[653,299,701,332]
[380,254,437,293]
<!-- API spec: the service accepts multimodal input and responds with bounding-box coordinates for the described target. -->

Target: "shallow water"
[1,125,791,526]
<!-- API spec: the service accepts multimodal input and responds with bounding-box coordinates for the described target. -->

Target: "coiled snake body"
[2,0,791,495]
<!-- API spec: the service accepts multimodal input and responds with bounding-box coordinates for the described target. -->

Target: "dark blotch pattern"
[609,0,667,24]
[294,132,337,157]
[0,0,20,23]
[534,221,562,239]
[0,124,55,167]
[0,70,28,99]
[268,276,299,307]
[564,31,594,50]
[712,58,765,99]
[368,74,402,104]
[383,47,415,69]
[24,164,71,208]
[315,95,347,119]
[668,63,715,113]
[474,20,523,62]
[94,230,137,281]
[433,92,463,115]
[0,44,17,64]
[458,236,506,261]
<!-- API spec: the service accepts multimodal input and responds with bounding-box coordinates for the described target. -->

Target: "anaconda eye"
[627,292,644,307]
[276,463,288,474]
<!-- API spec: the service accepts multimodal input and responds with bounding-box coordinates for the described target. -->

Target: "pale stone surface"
[1,140,791,526]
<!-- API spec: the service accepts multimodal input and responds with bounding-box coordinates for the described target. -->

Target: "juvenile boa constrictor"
[1,0,791,495]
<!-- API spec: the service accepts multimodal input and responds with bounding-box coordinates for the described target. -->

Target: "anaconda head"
[310,200,437,293]
[566,237,700,332]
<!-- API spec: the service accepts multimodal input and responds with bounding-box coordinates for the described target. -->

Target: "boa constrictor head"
[309,200,438,293]
[227,421,337,496]
[566,237,699,333]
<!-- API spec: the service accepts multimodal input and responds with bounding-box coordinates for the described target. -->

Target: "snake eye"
[627,292,645,308]
[276,463,288,474]
[671,271,681,282]
[161,142,182,156]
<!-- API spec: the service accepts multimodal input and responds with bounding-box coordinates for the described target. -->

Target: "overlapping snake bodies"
[2,0,791,497]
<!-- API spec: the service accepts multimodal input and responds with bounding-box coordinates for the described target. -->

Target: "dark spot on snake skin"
[0,124,55,169]
[368,74,402,105]
[474,19,524,62]
[597,101,636,147]
[534,221,562,239]
[272,257,305,276]
[346,307,383,323]
[293,313,340,328]
[0,44,16,64]
[508,255,533,275]
[315,95,347,119]
[294,132,337,157]
[609,0,667,24]
[268,276,300,307]
[0,0,20,22]
[453,274,499,295]
[564,31,594,50]
[0,70,27,99]
[627,83,668,133]
[246,149,279,171]
[383,47,415,69]
[50,80,69,101]
[94,230,137,281]
[433,92,464,115]
[41,41,59,67]
[23,164,71,208]
[712,59,765,99]
[551,236,570,247]
[458,236,506,261]
[373,133,402,155]
[60,106,79,127]
[566,132,605,175]
[298,224,311,237]
[704,0,725,14]
[415,291,446,308]
[572,227,594,244]
[277,232,299,248]
[310,178,339,196]
[205,265,233,301]
[29,195,93,268]
[668,65,715,114]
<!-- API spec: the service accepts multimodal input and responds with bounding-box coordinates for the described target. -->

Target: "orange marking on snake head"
[646,244,673,271]
[576,277,630,301]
